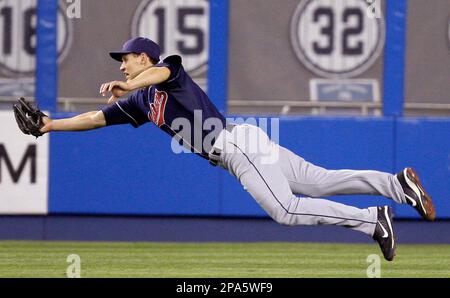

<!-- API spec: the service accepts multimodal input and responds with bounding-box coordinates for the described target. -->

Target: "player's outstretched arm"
[100,67,171,104]
[40,110,106,133]
[127,66,170,90]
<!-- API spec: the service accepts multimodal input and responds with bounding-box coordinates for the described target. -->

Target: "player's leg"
[276,145,406,204]
[222,149,378,236]
[219,125,378,237]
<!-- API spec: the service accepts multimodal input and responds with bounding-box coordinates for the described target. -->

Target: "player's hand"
[99,81,131,104]
[40,116,52,134]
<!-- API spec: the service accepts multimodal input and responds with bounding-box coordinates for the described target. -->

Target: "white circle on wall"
[132,0,209,75]
[290,0,385,78]
[0,0,72,76]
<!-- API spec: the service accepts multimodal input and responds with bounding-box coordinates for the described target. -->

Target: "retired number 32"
[291,0,385,78]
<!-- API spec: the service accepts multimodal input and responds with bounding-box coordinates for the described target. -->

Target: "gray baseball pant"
[212,124,405,237]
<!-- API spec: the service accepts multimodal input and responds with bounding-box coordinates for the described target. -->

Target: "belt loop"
[209,123,236,167]
[208,148,221,167]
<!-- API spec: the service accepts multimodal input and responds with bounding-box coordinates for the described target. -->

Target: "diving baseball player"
[14,37,436,262]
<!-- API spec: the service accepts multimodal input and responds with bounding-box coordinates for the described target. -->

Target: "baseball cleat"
[396,168,436,221]
[373,206,396,262]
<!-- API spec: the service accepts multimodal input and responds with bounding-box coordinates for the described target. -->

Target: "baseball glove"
[13,97,48,138]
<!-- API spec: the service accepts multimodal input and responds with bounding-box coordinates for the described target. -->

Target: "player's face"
[119,53,149,81]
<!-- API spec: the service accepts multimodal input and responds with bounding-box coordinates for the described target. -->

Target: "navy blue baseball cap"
[109,37,161,63]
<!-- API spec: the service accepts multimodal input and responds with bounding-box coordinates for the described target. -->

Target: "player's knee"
[271,210,296,226]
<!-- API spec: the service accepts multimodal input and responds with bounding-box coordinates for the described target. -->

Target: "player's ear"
[140,53,150,65]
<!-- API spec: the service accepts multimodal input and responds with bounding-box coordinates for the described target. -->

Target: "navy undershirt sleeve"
[101,91,149,128]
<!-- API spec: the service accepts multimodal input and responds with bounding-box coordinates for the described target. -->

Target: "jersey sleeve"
[101,91,149,128]
[154,55,183,84]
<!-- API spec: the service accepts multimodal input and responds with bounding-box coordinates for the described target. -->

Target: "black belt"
[208,124,236,167]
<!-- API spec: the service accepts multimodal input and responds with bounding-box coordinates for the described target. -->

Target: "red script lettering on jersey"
[149,90,168,127]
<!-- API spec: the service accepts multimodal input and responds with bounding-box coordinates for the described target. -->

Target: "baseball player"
[14,37,436,262]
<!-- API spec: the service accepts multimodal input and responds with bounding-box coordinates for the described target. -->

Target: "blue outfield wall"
[49,116,450,219]
[394,118,450,219]
[49,121,221,216]
[43,0,450,219]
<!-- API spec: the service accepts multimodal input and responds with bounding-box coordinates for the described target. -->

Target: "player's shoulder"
[156,55,184,83]
[161,55,182,66]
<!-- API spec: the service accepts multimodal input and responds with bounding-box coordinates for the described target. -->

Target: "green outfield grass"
[0,241,449,278]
